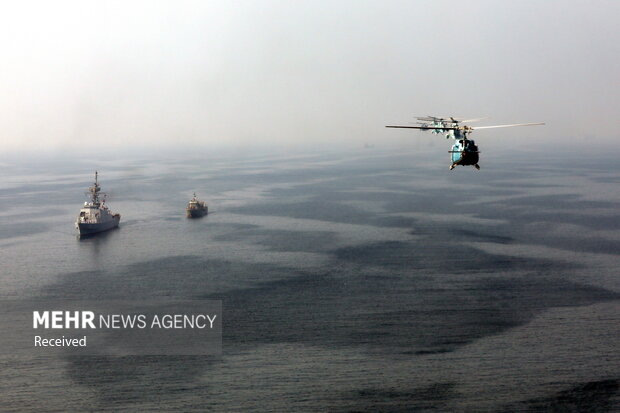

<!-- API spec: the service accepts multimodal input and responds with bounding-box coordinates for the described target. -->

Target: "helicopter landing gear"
[474,164,480,170]
[449,164,455,170]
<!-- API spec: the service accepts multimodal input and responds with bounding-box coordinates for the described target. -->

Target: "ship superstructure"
[75,172,120,235]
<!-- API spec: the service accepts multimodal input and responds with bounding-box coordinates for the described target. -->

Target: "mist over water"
[0,147,619,412]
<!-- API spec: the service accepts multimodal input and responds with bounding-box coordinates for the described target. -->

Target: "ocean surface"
[0,146,619,412]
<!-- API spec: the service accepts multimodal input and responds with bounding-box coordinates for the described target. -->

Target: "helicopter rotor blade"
[472,122,545,130]
[386,126,435,129]
[415,116,456,121]
[386,125,460,130]
[415,116,485,123]
[461,117,488,123]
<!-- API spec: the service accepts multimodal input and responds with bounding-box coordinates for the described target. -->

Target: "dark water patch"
[229,196,423,229]
[384,195,472,216]
[333,240,565,274]
[209,164,396,191]
[162,216,184,222]
[500,378,619,412]
[335,240,436,271]
[374,215,419,228]
[487,181,563,189]
[116,218,149,227]
[214,227,339,253]
[267,175,416,199]
[228,200,376,226]
[479,208,620,232]
[223,173,593,233]
[529,236,620,255]
[0,222,51,240]
[43,256,295,300]
[65,355,214,409]
[0,184,84,209]
[267,185,513,218]
[451,229,515,244]
[343,273,612,355]
[202,264,618,355]
[470,277,619,310]
[210,272,352,349]
[412,348,451,355]
[0,181,81,197]
[0,207,66,218]
[537,212,620,231]
[338,382,456,412]
[205,222,258,232]
[494,194,616,210]
[269,185,410,202]
[592,176,620,184]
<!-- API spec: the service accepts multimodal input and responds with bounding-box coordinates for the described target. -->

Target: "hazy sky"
[1,0,618,152]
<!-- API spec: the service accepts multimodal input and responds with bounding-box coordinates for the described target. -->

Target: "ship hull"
[186,208,208,218]
[77,216,120,235]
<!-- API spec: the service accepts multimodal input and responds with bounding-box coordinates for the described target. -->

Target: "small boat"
[76,172,120,235]
[186,193,208,218]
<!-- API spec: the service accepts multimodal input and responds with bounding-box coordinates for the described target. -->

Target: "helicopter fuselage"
[450,138,479,167]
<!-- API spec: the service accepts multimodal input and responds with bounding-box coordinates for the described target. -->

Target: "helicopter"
[386,116,544,170]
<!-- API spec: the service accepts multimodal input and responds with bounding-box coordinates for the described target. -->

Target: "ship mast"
[89,171,101,205]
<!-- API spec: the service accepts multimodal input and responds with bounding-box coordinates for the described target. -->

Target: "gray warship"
[75,172,120,236]
[186,193,208,218]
